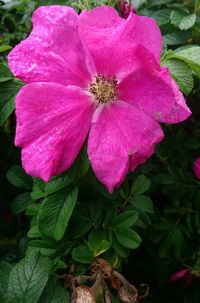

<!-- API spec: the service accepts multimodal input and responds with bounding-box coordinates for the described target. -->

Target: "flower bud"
[118,0,136,19]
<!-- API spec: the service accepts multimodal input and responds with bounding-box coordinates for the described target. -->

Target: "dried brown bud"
[72,286,95,303]
[118,283,138,303]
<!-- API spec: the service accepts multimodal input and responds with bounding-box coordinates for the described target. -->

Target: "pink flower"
[170,269,189,281]
[118,0,136,19]
[170,269,192,285]
[194,157,200,180]
[8,5,191,193]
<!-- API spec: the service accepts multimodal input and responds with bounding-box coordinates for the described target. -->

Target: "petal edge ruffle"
[8,6,91,87]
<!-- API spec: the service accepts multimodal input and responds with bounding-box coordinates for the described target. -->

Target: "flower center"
[89,74,118,104]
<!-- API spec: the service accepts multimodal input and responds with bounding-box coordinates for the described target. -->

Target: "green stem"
[108,0,117,7]
[82,0,91,10]
[194,0,200,13]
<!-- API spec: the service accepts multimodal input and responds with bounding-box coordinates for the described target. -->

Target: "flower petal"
[118,47,191,124]
[15,83,95,181]
[88,101,164,193]
[8,6,91,87]
[120,11,162,61]
[78,5,162,77]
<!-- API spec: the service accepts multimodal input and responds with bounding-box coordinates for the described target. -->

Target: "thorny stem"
[122,195,131,208]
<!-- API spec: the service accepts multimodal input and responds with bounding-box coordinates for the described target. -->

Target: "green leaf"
[136,212,151,229]
[131,175,151,195]
[112,235,130,258]
[149,0,173,5]
[152,221,174,231]
[195,212,200,234]
[170,10,196,30]
[130,195,154,213]
[130,0,146,9]
[0,79,23,125]
[7,165,33,190]
[56,146,89,184]
[103,207,116,228]
[0,96,15,126]
[93,240,110,257]
[28,240,56,256]
[38,276,70,303]
[112,211,139,228]
[154,173,175,185]
[27,225,40,238]
[158,235,173,258]
[194,16,200,36]
[0,262,12,298]
[171,46,200,77]
[72,245,94,264]
[115,228,141,249]
[186,212,195,233]
[43,174,73,196]
[26,203,41,216]
[52,260,67,272]
[31,179,46,200]
[7,251,52,303]
[0,63,13,78]
[68,217,91,239]
[165,58,193,95]
[11,193,33,215]
[72,146,90,178]
[89,201,103,228]
[172,229,184,258]
[0,45,11,52]
[163,31,191,45]
[88,230,110,257]
[0,79,23,102]
[0,77,14,83]
[38,187,78,241]
[31,154,88,200]
[151,9,171,26]
[31,174,75,200]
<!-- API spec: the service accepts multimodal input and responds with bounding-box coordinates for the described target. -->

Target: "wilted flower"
[8,5,191,193]
[194,156,200,180]
[118,0,136,19]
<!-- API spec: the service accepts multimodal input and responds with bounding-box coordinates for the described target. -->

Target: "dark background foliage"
[0,0,200,302]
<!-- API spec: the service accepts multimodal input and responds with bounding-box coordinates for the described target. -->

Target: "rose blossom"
[194,156,200,180]
[8,5,191,193]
